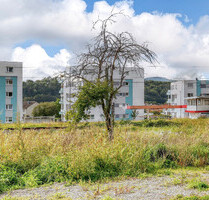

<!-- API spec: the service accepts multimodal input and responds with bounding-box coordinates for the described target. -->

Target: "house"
[59,67,144,122]
[167,79,209,118]
[23,101,39,117]
[0,61,23,123]
[185,96,209,119]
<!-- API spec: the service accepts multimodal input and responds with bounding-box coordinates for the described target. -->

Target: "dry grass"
[1,118,209,193]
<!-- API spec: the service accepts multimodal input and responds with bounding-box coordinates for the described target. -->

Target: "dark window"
[188,83,193,88]
[6,79,13,85]
[6,67,13,72]
[201,84,206,88]
[6,92,13,97]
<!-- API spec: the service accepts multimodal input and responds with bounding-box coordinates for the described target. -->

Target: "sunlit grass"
[1,118,209,193]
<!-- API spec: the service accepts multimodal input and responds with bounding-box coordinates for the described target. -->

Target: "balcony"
[166,90,171,95]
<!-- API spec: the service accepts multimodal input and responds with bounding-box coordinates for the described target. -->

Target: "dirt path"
[1,171,209,200]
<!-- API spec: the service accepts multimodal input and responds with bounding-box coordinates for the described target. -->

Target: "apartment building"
[167,79,209,118]
[0,61,23,123]
[59,67,144,122]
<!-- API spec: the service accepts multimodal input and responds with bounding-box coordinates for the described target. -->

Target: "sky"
[2,0,209,80]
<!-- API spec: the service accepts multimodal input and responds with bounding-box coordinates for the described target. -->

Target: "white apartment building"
[0,61,23,123]
[167,79,209,118]
[59,67,144,122]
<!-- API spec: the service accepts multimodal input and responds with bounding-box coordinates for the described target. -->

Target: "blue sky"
[2,0,209,79]
[85,0,209,25]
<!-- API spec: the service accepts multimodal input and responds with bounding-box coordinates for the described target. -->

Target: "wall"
[0,62,23,123]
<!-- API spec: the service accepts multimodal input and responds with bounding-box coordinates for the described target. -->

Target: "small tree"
[65,13,157,140]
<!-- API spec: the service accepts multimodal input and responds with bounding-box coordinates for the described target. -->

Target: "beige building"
[23,101,39,117]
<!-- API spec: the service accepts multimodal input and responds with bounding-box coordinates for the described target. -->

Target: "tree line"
[23,78,170,105]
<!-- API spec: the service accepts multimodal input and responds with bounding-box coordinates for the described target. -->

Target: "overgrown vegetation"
[0,119,209,193]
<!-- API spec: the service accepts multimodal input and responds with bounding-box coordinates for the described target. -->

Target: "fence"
[23,116,58,123]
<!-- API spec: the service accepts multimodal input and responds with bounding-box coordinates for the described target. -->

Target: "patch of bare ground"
[1,170,209,200]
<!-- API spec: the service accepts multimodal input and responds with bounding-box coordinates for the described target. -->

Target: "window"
[205,100,209,105]
[114,82,120,86]
[6,92,13,97]
[188,83,193,88]
[188,93,193,97]
[114,103,119,107]
[115,114,120,118]
[201,93,209,96]
[6,79,13,85]
[88,114,94,119]
[197,99,202,105]
[123,82,129,86]
[6,104,13,110]
[201,84,206,88]
[116,92,129,97]
[171,94,177,101]
[191,100,196,105]
[6,67,13,72]
[6,117,13,123]
[119,71,129,75]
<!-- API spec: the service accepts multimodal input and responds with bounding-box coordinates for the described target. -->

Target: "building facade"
[23,101,39,118]
[0,61,23,123]
[167,79,209,118]
[60,68,144,122]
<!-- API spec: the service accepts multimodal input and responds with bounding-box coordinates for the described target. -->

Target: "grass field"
[1,118,209,194]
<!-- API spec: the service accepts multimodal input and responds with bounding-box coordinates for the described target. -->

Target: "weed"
[187,178,209,190]
[171,194,209,199]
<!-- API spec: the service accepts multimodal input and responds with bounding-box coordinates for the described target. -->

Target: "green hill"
[145,80,170,104]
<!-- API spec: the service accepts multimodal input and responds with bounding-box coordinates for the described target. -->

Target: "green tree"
[32,100,61,118]
[23,77,61,103]
[65,14,156,140]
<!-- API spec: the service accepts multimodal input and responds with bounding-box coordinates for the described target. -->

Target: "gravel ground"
[1,171,209,200]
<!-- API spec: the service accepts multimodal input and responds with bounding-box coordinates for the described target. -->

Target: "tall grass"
[0,118,209,193]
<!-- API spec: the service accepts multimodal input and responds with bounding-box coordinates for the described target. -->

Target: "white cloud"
[12,45,71,80]
[0,0,209,79]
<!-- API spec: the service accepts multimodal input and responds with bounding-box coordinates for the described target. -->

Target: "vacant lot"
[1,119,209,199]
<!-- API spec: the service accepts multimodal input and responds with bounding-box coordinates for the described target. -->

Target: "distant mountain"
[145,77,172,82]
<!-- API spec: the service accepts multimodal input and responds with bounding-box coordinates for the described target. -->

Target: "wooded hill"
[23,77,61,102]
[145,80,170,104]
[23,77,170,104]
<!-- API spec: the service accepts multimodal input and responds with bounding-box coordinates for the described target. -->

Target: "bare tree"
[65,13,157,140]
